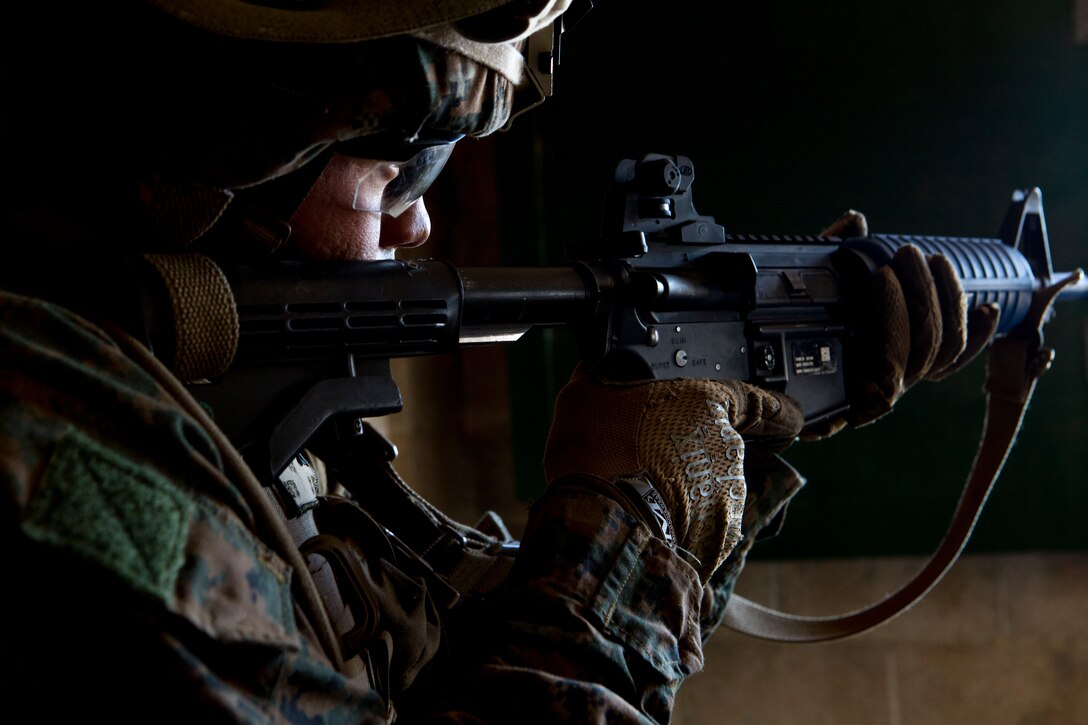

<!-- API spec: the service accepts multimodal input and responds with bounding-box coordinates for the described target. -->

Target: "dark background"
[481,0,1087,557]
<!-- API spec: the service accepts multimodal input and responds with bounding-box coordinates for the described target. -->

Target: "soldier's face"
[288,153,431,261]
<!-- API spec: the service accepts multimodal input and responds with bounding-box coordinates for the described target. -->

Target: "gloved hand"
[543,369,803,583]
[806,211,1003,438]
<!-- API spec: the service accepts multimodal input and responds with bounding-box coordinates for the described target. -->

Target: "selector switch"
[756,344,777,372]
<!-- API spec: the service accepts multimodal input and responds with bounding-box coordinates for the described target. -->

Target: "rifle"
[186,153,1086,487]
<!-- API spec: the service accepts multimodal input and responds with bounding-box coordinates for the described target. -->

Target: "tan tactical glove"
[805,211,1003,438]
[543,369,803,583]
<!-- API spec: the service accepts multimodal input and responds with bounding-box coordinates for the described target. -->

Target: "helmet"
[146,0,567,44]
[2,1,576,250]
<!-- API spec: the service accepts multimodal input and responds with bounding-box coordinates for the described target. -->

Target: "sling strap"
[319,423,522,600]
[721,270,1082,642]
[137,251,520,598]
[144,251,1081,642]
[140,252,239,382]
[103,322,346,670]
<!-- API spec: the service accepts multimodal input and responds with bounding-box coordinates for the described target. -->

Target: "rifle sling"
[136,251,1080,643]
[721,273,1078,642]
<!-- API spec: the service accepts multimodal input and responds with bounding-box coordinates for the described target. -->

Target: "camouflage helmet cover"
[127,0,573,190]
[1,1,572,247]
[143,0,558,43]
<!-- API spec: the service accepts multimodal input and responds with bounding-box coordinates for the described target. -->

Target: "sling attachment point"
[722,268,1083,643]
[317,421,521,602]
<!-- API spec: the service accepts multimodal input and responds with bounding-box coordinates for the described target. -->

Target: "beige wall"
[377,141,1086,725]
[373,365,1087,724]
[677,552,1088,724]
[366,353,527,533]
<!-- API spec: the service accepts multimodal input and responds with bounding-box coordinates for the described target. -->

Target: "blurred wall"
[675,552,1088,724]
[495,0,1088,557]
[370,2,1087,722]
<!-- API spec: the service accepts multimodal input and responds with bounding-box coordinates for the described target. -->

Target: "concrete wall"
[368,5,1088,716]
[373,145,1087,725]
[371,359,1087,724]
[677,553,1088,724]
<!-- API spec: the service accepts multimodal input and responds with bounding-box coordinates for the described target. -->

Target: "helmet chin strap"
[139,177,236,250]
[194,149,340,260]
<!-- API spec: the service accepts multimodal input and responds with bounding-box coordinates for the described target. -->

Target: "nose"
[379,198,431,251]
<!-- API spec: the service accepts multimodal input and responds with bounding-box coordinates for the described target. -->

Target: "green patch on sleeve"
[24,429,193,603]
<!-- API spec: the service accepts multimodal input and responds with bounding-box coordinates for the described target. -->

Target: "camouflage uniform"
[1,288,803,721]
[0,292,631,720]
[1,15,805,723]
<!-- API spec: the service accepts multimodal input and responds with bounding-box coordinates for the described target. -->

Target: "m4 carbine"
[188,154,1086,484]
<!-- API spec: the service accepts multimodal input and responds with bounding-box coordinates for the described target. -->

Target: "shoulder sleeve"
[428,483,706,724]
